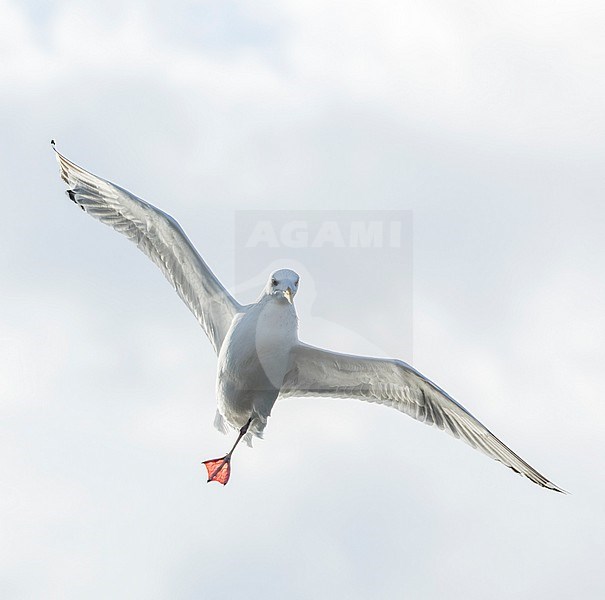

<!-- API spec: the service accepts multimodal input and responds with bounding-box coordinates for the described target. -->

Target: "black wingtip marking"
[50,139,55,147]
[66,189,85,211]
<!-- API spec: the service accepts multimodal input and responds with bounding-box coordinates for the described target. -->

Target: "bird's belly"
[215,304,297,427]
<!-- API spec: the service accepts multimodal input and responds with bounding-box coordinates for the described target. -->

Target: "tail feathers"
[213,410,230,434]
[213,410,267,447]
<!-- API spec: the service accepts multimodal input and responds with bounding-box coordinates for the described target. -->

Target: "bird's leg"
[203,418,252,485]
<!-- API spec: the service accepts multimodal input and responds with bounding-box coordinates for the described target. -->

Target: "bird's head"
[264,269,300,304]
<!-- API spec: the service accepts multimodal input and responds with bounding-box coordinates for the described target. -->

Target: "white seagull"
[52,142,564,491]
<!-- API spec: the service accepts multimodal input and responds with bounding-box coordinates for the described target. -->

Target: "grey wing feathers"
[281,342,565,492]
[52,142,240,354]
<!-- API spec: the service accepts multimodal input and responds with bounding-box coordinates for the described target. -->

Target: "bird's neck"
[257,291,295,309]
[256,293,298,328]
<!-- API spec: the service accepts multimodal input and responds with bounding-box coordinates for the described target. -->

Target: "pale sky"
[1,1,604,598]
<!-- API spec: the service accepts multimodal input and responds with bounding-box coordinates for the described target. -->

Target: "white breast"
[218,296,298,394]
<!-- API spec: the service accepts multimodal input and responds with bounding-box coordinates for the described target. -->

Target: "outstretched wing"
[52,142,240,354]
[281,342,565,492]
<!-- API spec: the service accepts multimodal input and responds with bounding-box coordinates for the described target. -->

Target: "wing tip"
[545,481,569,494]
[521,468,568,494]
[51,141,78,187]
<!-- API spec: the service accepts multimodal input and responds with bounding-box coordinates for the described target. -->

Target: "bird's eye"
[271,279,277,286]
[295,280,299,286]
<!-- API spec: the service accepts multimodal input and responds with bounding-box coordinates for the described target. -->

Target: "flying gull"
[52,142,565,492]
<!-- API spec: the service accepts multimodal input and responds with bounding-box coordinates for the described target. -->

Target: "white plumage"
[53,142,564,492]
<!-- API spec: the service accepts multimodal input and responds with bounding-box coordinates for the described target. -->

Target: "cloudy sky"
[2,1,604,598]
